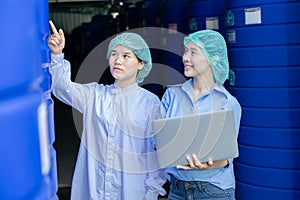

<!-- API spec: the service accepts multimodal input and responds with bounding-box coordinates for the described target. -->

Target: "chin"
[112,74,121,81]
[184,71,192,77]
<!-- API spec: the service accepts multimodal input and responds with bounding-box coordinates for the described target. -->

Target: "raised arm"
[47,20,96,113]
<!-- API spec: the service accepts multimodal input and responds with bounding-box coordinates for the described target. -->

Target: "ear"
[138,61,145,70]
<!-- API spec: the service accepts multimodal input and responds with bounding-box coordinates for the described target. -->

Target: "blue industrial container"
[0,90,50,199]
[38,0,58,199]
[142,0,162,68]
[0,1,42,94]
[161,0,188,34]
[49,146,58,200]
[39,0,51,65]
[188,0,226,36]
[226,0,300,199]
[0,0,55,199]
[160,0,188,75]
[142,0,161,28]
[40,67,52,94]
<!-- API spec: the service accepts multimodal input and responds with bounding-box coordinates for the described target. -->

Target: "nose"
[113,54,122,64]
[182,52,189,63]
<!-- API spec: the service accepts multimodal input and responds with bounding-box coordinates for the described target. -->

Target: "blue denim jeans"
[168,176,235,200]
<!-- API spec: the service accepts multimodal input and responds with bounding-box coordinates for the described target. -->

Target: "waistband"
[169,175,211,190]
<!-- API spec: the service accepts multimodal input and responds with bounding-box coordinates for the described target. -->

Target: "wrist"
[224,160,229,168]
[52,51,63,55]
[50,53,64,63]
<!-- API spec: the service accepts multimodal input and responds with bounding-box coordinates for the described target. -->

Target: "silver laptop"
[152,109,239,168]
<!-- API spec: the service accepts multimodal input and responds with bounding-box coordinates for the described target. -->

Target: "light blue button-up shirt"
[160,79,242,189]
[49,54,166,200]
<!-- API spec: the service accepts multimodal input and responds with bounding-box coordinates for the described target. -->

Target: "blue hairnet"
[107,32,152,83]
[184,30,229,84]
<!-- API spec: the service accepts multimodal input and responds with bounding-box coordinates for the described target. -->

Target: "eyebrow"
[190,47,200,51]
[185,47,200,52]
[111,50,133,55]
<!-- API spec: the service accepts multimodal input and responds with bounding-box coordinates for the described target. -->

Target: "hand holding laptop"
[176,154,228,170]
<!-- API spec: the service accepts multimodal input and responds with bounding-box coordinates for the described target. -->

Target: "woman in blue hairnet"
[160,30,242,200]
[48,21,166,200]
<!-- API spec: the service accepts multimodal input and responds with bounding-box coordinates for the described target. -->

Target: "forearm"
[49,53,74,107]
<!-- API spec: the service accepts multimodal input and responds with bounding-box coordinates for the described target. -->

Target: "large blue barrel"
[0,0,51,199]
[38,0,55,149]
[225,0,300,199]
[140,4,168,98]
[38,0,58,199]
[142,0,162,65]
[160,0,188,75]
[142,0,161,28]
[161,0,188,34]
[0,90,50,199]
[188,0,226,36]
[49,145,58,200]
[0,1,42,94]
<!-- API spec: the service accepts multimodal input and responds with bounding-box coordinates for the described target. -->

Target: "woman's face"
[182,41,212,79]
[109,45,144,87]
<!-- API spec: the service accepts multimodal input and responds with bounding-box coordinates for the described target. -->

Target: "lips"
[184,65,193,70]
[113,67,123,71]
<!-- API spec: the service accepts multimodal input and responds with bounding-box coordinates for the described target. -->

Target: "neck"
[192,75,215,101]
[115,79,136,88]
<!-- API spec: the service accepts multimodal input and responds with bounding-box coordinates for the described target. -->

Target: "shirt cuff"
[50,53,64,63]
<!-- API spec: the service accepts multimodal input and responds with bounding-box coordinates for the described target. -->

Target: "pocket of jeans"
[197,182,232,198]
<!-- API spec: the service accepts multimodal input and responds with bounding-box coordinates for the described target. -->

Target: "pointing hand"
[48,20,65,55]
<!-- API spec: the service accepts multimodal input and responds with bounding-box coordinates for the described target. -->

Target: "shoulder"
[222,87,242,113]
[89,83,114,96]
[214,85,241,106]
[224,88,240,106]
[164,83,185,95]
[166,79,192,94]
[162,79,193,101]
[137,87,161,103]
[85,82,105,90]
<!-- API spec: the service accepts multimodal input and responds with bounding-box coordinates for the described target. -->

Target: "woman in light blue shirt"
[48,21,166,200]
[160,30,242,200]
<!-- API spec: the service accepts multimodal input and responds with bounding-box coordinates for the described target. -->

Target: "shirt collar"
[181,78,228,99]
[110,82,139,95]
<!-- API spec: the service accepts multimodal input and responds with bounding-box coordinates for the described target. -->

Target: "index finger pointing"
[49,20,58,34]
